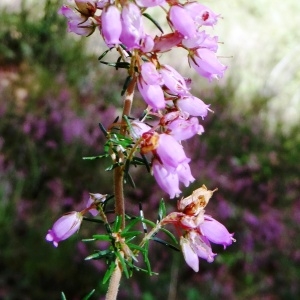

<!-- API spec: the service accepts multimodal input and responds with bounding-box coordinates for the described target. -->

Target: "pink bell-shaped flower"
[141,62,163,85]
[152,159,181,199]
[176,162,195,187]
[200,215,235,249]
[166,115,204,141]
[160,65,190,96]
[156,133,190,170]
[136,0,166,8]
[130,120,152,140]
[137,76,165,110]
[101,5,122,47]
[185,2,220,27]
[169,5,197,39]
[120,3,144,50]
[46,211,83,247]
[177,94,210,119]
[189,48,227,81]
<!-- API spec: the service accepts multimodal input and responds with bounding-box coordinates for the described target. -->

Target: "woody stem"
[106,77,136,300]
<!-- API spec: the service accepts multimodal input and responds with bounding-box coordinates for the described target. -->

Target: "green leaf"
[85,249,113,261]
[113,215,122,232]
[115,251,130,278]
[127,242,146,253]
[158,199,166,221]
[92,234,111,241]
[109,134,133,148]
[121,76,132,96]
[119,44,132,56]
[82,154,108,160]
[82,289,96,300]
[142,13,164,34]
[61,292,67,300]
[121,231,142,239]
[82,238,96,242]
[141,218,157,228]
[103,261,116,284]
[105,162,122,171]
[160,227,178,245]
[124,171,136,188]
[100,60,130,69]
[85,252,103,261]
[99,122,108,136]
[123,217,141,233]
[98,48,112,61]
[141,153,151,172]
[142,241,152,274]
[151,237,180,251]
[83,217,104,224]
[130,157,146,166]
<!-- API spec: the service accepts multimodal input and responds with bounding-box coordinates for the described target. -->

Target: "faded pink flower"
[152,32,183,53]
[58,5,95,36]
[46,211,83,247]
[181,230,217,272]
[86,193,107,216]
[180,236,200,272]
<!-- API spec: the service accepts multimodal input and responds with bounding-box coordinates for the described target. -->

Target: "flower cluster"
[58,0,227,199]
[162,185,235,272]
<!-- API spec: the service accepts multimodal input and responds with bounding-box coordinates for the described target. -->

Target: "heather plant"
[1,1,299,300]
[43,0,236,299]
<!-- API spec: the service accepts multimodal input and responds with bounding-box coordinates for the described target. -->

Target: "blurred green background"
[0,0,300,299]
